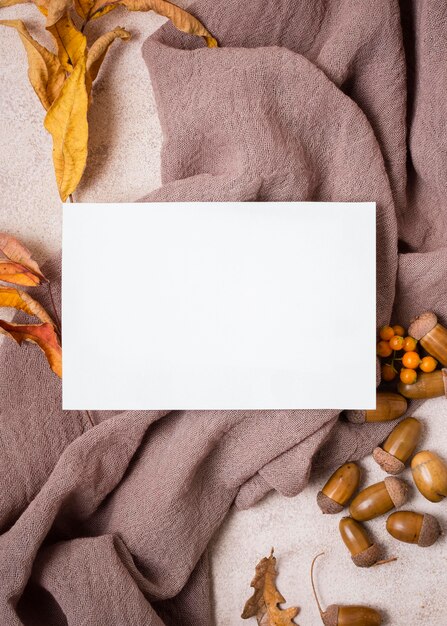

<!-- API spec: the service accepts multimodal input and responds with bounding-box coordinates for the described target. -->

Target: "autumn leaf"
[91,0,218,47]
[47,13,87,73]
[0,232,46,285]
[0,287,55,325]
[0,19,65,110]
[86,27,131,81]
[44,56,89,201]
[0,320,62,377]
[242,549,299,626]
[0,0,29,7]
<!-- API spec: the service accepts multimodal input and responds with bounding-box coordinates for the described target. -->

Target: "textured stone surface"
[1,7,446,625]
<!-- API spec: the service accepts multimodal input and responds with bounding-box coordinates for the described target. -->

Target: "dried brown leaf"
[0,19,65,110]
[0,232,45,284]
[86,26,131,81]
[242,549,299,626]
[0,287,55,326]
[91,0,217,46]
[0,320,62,377]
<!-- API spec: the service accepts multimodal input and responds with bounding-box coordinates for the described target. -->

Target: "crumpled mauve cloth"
[1,0,447,624]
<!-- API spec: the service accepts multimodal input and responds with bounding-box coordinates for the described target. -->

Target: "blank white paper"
[62,202,376,410]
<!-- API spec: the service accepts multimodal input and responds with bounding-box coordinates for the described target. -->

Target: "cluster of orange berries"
[377,324,438,385]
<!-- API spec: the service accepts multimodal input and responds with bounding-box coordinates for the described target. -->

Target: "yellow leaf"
[73,0,94,20]
[0,232,45,283]
[45,0,72,28]
[0,0,29,6]
[91,0,218,47]
[86,27,131,81]
[47,13,87,73]
[0,321,62,377]
[0,262,41,286]
[0,19,65,110]
[242,549,299,626]
[44,57,89,201]
[0,287,55,326]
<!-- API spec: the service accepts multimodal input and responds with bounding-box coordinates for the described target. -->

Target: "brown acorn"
[311,554,382,626]
[386,511,441,547]
[339,517,380,567]
[317,463,361,514]
[398,369,447,399]
[373,417,422,474]
[346,392,407,424]
[411,450,447,502]
[408,311,447,366]
[349,477,409,522]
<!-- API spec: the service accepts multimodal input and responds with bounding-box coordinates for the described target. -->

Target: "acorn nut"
[317,462,361,514]
[346,392,407,424]
[408,311,447,366]
[349,477,409,522]
[386,511,441,547]
[411,450,447,502]
[311,554,382,626]
[398,369,447,399]
[339,517,381,567]
[373,417,422,475]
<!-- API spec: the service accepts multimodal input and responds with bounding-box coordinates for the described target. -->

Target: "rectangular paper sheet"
[62,202,376,410]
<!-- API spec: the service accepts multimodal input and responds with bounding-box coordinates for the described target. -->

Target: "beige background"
[1,6,446,625]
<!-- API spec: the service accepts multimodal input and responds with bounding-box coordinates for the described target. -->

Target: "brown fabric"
[1,1,446,624]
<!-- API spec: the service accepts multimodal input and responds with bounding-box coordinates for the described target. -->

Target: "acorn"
[411,450,447,502]
[398,369,447,399]
[386,511,441,547]
[311,554,382,626]
[349,477,409,522]
[373,417,422,475]
[408,311,447,366]
[346,392,407,424]
[317,463,361,514]
[339,517,380,567]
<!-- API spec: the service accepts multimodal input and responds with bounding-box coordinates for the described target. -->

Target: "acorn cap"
[351,542,380,567]
[418,513,442,547]
[346,410,365,424]
[384,476,409,508]
[373,447,406,475]
[322,604,339,626]
[317,491,344,514]
[408,311,437,340]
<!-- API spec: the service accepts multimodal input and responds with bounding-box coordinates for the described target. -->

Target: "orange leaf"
[0,320,62,377]
[0,232,45,284]
[0,287,55,326]
[242,549,299,625]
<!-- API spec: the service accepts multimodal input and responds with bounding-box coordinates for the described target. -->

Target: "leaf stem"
[85,410,95,427]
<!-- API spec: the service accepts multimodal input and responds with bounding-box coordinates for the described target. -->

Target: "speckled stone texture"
[1,3,447,626]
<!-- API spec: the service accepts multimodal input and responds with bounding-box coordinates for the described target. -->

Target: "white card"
[62,202,376,410]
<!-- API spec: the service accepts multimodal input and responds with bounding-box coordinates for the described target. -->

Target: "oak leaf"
[0,287,55,325]
[44,56,89,201]
[91,0,218,47]
[242,549,299,626]
[0,232,46,285]
[0,19,65,110]
[86,27,131,81]
[0,320,62,377]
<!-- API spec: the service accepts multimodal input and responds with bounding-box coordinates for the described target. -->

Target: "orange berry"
[420,356,438,373]
[381,363,397,381]
[389,335,404,351]
[402,351,421,369]
[392,325,406,337]
[379,325,395,341]
[400,368,417,385]
[377,341,393,358]
[403,336,418,352]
